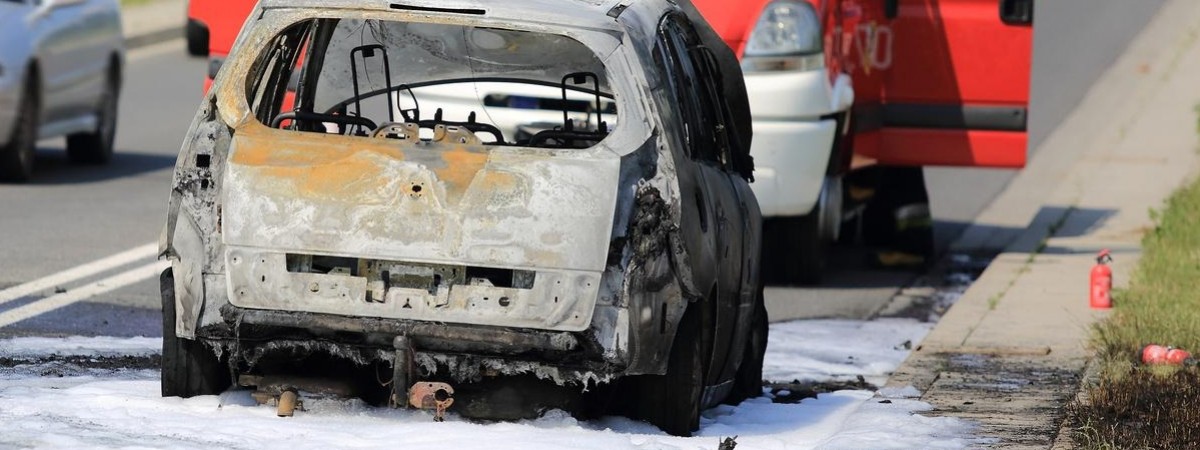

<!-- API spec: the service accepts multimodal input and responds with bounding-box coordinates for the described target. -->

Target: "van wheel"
[161,268,230,397]
[766,211,825,285]
[729,291,768,403]
[637,305,707,436]
[66,65,118,165]
[0,76,39,182]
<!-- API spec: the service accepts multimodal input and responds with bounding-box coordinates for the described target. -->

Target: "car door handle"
[1000,0,1034,25]
[884,0,898,19]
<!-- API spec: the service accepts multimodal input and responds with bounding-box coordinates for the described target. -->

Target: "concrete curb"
[125,26,182,51]
[885,0,1200,446]
[120,0,186,51]
[1048,359,1102,449]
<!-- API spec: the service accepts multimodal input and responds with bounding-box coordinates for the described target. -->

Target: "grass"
[1069,175,1200,448]
[1195,103,1200,134]
[119,0,157,8]
[1092,179,1200,360]
[1069,370,1200,449]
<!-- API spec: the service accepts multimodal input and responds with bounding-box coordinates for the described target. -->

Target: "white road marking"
[0,260,169,329]
[0,243,158,307]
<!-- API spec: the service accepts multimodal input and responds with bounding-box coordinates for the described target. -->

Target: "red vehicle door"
[844,0,1034,168]
[188,0,257,58]
[188,0,257,93]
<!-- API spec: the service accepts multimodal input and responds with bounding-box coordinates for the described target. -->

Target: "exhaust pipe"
[393,335,453,422]
[277,389,299,417]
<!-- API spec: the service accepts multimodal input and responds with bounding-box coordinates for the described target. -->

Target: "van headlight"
[742,0,824,72]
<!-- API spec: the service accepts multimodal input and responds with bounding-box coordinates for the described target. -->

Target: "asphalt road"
[0,0,1168,337]
[0,41,202,337]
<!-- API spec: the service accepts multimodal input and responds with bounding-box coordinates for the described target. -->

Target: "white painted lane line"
[0,260,169,329]
[0,243,159,307]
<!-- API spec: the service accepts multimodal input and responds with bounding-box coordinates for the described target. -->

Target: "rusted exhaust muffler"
[409,382,454,422]
[277,389,299,417]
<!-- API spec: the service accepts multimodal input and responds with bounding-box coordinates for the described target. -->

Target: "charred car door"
[657,13,750,399]
[691,44,763,392]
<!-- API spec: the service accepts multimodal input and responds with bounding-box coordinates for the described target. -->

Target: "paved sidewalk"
[120,0,186,50]
[885,0,1200,447]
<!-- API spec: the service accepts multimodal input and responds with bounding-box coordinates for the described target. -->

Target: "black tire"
[66,65,118,165]
[161,268,230,398]
[186,20,210,57]
[729,291,768,403]
[766,210,825,285]
[638,306,707,436]
[0,75,39,182]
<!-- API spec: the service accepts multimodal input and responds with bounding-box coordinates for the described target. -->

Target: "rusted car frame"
[160,0,764,436]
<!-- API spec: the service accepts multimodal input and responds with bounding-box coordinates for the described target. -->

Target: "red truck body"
[695,0,1033,168]
[186,0,256,92]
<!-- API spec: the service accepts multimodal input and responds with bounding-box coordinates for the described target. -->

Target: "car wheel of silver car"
[66,66,119,165]
[637,304,707,437]
[160,268,231,398]
[0,76,39,182]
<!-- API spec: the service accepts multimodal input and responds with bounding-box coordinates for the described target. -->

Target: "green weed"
[1071,177,1200,447]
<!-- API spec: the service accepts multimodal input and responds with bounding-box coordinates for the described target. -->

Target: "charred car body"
[160,0,765,436]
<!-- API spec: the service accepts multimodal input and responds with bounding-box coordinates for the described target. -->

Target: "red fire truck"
[692,0,1032,282]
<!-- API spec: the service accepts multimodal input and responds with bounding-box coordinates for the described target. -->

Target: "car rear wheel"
[0,76,39,182]
[729,291,768,403]
[637,305,707,436]
[161,268,231,398]
[66,65,118,165]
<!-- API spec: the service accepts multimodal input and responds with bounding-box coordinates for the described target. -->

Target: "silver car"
[0,0,124,182]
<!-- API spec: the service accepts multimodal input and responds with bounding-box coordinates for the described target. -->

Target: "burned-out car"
[160,0,764,436]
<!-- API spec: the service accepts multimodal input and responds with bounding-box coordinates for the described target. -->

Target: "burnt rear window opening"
[247,18,619,150]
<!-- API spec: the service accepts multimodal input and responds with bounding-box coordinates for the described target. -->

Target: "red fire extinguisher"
[1090,249,1113,309]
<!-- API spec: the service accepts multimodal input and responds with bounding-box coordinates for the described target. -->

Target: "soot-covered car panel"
[160,0,763,437]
